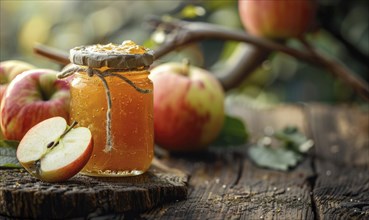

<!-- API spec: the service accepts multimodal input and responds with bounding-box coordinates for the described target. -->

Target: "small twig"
[33,43,70,66]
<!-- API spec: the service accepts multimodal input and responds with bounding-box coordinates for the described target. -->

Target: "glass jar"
[65,41,154,177]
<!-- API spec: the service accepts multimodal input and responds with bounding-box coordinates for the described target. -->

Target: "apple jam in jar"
[61,41,154,176]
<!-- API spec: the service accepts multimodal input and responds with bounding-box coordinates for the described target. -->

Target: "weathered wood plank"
[143,150,242,219]
[231,105,315,220]
[0,159,188,219]
[143,104,315,219]
[307,104,369,220]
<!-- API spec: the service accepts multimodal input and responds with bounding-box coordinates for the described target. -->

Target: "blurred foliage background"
[0,0,368,104]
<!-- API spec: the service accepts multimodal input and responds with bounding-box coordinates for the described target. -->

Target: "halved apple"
[16,117,93,182]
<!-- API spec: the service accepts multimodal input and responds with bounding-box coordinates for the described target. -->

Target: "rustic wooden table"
[1,103,368,219]
[142,103,369,220]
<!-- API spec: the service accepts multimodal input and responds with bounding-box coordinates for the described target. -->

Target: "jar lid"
[69,41,154,69]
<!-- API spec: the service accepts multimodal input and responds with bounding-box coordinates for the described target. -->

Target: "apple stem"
[46,121,78,150]
[60,121,78,139]
[181,58,191,76]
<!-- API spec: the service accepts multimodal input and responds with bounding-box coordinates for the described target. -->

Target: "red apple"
[0,69,70,141]
[238,0,316,39]
[0,60,36,102]
[17,117,93,182]
[150,62,225,151]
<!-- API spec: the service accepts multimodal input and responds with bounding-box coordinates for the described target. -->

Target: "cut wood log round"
[0,159,188,219]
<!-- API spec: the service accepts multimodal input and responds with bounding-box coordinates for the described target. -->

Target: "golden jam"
[67,41,154,176]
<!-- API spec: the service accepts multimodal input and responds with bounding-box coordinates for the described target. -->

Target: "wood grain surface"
[307,105,369,220]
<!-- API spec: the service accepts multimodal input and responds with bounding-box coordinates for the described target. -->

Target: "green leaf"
[274,126,314,153]
[212,115,249,146]
[248,144,302,171]
[0,140,22,168]
[248,126,313,171]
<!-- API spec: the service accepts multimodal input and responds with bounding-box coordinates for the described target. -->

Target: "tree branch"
[148,17,316,63]
[212,44,271,91]
[147,17,369,101]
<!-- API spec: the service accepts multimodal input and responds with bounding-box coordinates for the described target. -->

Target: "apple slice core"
[41,127,92,172]
[17,117,67,163]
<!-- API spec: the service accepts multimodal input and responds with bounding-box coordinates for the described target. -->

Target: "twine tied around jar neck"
[58,64,152,153]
